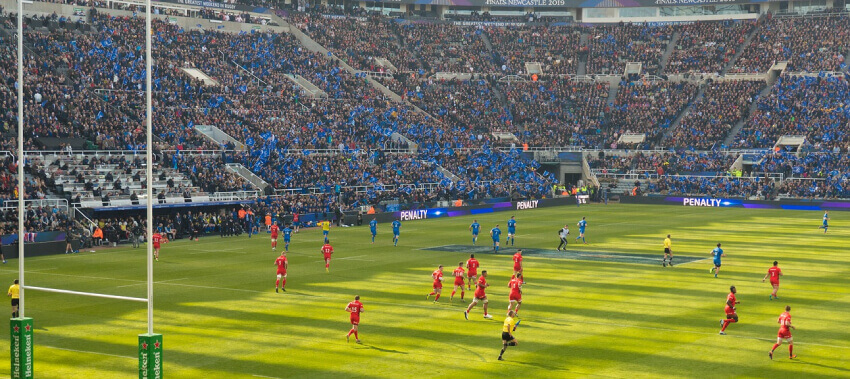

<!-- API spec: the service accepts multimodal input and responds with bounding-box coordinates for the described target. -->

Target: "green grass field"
[1,203,848,378]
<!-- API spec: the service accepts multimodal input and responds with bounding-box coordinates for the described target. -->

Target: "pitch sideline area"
[1,204,847,378]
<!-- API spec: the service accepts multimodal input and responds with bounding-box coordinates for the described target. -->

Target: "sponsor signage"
[682,197,724,207]
[139,333,163,379]
[621,196,850,211]
[368,0,776,8]
[10,318,33,379]
[159,0,261,12]
[516,200,540,210]
[390,197,577,223]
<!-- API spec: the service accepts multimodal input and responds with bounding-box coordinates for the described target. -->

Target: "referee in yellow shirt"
[663,234,673,267]
[8,279,20,318]
[498,310,519,361]
[321,219,331,240]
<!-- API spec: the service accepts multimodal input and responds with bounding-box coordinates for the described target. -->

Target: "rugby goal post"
[10,0,161,377]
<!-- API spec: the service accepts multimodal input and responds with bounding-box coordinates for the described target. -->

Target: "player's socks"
[771,343,780,353]
[434,294,440,302]
[451,290,456,298]
[275,279,280,287]
[354,331,358,339]
[789,345,793,357]
[460,291,464,300]
[499,347,506,360]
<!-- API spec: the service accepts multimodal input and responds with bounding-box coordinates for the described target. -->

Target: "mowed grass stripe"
[0,204,847,378]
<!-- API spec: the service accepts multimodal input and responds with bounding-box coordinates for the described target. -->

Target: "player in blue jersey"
[506,216,517,246]
[392,218,401,246]
[818,211,829,233]
[575,217,587,244]
[282,224,293,252]
[369,218,378,244]
[469,219,481,245]
[710,243,725,278]
[490,225,502,253]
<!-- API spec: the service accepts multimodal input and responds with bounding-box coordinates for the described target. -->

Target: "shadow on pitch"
[354,344,409,354]
[503,359,570,372]
[795,360,850,373]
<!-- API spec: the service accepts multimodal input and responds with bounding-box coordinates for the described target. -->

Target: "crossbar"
[24,286,148,303]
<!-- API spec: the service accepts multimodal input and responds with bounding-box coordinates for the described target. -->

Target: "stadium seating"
[730,14,850,74]
[666,21,756,74]
[3,3,849,207]
[734,75,850,149]
[669,80,764,149]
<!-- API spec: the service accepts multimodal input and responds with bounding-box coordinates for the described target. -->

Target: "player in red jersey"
[345,295,364,343]
[292,212,300,233]
[507,274,522,315]
[763,261,783,300]
[512,250,524,284]
[464,270,492,319]
[151,232,164,261]
[321,240,333,273]
[466,254,480,291]
[769,305,796,360]
[270,222,280,251]
[450,262,466,303]
[274,251,288,293]
[719,285,739,335]
[427,265,444,303]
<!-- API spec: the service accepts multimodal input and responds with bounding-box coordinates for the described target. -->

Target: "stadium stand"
[2,2,849,222]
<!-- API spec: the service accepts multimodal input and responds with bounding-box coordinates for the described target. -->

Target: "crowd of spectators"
[752,151,849,198]
[8,5,850,208]
[734,75,850,150]
[392,76,503,150]
[647,175,775,199]
[167,153,255,193]
[631,151,738,175]
[586,24,672,75]
[730,14,849,73]
[297,14,418,72]
[0,204,72,234]
[486,26,583,76]
[500,79,609,148]
[666,20,755,74]
[589,151,738,176]
[607,80,698,147]
[427,148,553,199]
[398,23,496,74]
[587,154,632,174]
[670,80,764,149]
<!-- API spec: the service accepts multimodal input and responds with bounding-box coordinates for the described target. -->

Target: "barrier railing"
[1,198,69,211]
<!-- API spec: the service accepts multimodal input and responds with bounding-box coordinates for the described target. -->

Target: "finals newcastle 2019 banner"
[369,0,776,8]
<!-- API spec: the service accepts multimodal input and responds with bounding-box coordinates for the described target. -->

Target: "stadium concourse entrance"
[423,245,705,265]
